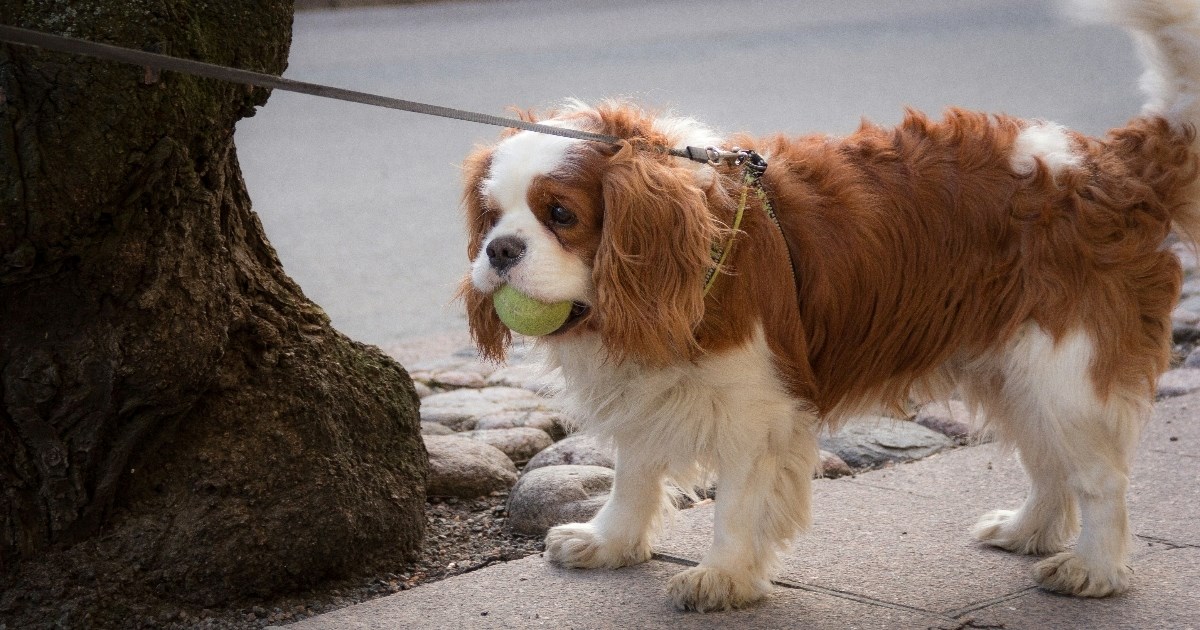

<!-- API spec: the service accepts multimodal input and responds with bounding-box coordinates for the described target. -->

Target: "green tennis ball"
[492,285,573,337]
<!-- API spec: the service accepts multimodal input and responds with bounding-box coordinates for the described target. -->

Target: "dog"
[460,0,1200,612]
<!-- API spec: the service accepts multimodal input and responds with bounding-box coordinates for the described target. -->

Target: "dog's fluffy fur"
[461,0,1200,611]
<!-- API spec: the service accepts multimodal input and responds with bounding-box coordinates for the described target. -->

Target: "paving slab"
[1125,394,1200,547]
[1127,445,1200,547]
[658,479,1043,613]
[964,547,1200,630]
[1142,393,1200,458]
[278,555,949,630]
[656,443,1033,612]
[657,446,1173,615]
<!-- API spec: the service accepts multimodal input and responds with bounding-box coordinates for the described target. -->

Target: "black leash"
[0,25,738,166]
[1,24,790,293]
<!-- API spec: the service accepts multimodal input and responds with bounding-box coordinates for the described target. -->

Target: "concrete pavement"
[280,392,1200,629]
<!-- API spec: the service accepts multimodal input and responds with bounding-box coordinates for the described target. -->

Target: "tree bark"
[0,1,426,622]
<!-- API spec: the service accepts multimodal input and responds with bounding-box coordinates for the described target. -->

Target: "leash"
[701,148,804,304]
[0,25,735,167]
[0,24,789,294]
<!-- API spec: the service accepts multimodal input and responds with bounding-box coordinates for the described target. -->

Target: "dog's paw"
[972,509,1070,555]
[1033,551,1131,597]
[543,523,651,569]
[666,566,771,612]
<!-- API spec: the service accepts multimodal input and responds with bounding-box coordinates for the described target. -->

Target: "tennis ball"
[492,285,573,336]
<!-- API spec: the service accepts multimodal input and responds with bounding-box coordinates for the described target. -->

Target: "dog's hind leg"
[1030,390,1144,597]
[972,461,1079,556]
[968,325,1141,597]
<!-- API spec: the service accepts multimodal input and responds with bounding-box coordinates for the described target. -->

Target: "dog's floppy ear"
[458,145,511,362]
[594,143,719,366]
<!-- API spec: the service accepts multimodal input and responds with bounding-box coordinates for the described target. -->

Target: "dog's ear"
[594,144,719,366]
[458,145,510,362]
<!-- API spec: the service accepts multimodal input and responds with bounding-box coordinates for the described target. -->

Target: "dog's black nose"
[486,236,526,272]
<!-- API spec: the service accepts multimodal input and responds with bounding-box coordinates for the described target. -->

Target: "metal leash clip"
[704,146,768,180]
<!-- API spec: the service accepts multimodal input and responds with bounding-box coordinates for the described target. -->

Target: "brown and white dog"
[461,0,1200,612]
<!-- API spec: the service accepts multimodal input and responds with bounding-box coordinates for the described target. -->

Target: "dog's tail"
[1082,0,1200,127]
[1077,0,1200,242]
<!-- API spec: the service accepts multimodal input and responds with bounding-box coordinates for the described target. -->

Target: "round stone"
[423,435,518,498]
[507,465,614,535]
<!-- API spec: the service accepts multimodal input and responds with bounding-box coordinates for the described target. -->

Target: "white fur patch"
[471,127,593,303]
[1010,122,1083,176]
[546,324,809,482]
[1001,324,1099,419]
[544,325,819,610]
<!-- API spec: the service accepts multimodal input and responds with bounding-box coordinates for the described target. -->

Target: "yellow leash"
[703,174,753,297]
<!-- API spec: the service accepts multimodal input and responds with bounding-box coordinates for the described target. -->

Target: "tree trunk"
[0,1,426,624]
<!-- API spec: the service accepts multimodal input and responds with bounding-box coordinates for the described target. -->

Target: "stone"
[423,370,488,389]
[819,417,954,470]
[1184,347,1200,369]
[1173,323,1200,346]
[1172,306,1200,326]
[523,434,615,473]
[420,386,549,432]
[474,409,569,441]
[1158,368,1200,399]
[1177,293,1200,315]
[1182,272,1200,295]
[408,356,497,389]
[423,435,518,498]
[458,427,554,467]
[819,450,853,478]
[914,400,973,443]
[486,363,560,392]
[413,381,434,399]
[420,421,454,436]
[507,465,614,535]
[408,355,475,374]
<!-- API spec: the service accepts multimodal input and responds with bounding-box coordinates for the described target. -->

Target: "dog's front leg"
[544,447,669,569]
[668,413,820,612]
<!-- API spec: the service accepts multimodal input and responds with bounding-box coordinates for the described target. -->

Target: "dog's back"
[754,107,1198,422]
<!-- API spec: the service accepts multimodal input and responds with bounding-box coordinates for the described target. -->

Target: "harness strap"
[702,152,798,302]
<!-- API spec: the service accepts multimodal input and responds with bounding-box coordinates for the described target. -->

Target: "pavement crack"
[843,479,938,499]
[650,552,698,567]
[653,553,952,621]
[1136,534,1198,549]
[1147,448,1198,459]
[930,619,1010,630]
[942,586,1038,617]
[771,579,952,619]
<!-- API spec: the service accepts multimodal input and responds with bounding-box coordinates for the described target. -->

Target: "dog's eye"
[549,204,577,227]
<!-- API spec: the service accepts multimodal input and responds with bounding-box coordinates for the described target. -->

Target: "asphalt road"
[235,0,1143,347]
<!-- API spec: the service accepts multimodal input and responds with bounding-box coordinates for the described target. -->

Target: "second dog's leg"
[667,414,820,612]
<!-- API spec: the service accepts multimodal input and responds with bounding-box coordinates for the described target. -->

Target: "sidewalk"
[280,392,1200,629]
